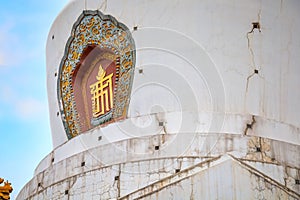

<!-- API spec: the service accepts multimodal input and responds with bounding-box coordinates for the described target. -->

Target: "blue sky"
[0,0,69,198]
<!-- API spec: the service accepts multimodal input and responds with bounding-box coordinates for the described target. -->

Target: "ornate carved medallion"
[58,10,136,139]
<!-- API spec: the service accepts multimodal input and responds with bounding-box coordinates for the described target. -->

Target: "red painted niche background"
[72,45,116,132]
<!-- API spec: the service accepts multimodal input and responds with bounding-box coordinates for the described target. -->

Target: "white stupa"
[17,0,300,199]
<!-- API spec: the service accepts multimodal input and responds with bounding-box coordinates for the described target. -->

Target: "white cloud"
[0,52,4,66]
[0,85,48,121]
[0,22,19,67]
[0,85,16,103]
[15,98,48,120]
[0,18,37,67]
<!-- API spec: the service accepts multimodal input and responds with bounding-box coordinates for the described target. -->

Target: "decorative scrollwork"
[58,10,136,139]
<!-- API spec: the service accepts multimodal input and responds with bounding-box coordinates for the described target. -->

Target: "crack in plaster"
[245,10,264,94]
[229,154,300,199]
[246,10,261,70]
[244,115,256,136]
[66,176,78,200]
[113,164,121,198]
[246,137,275,163]
[119,156,221,199]
[97,0,107,11]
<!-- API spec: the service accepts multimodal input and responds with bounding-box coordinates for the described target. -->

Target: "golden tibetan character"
[90,65,114,118]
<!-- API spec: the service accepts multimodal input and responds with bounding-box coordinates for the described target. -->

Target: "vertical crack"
[245,10,262,91]
[258,137,264,160]
[244,11,266,112]
[247,23,260,69]
[245,71,256,93]
[98,0,107,11]
[244,115,256,135]
[67,176,77,200]
[117,164,121,198]
[155,114,167,144]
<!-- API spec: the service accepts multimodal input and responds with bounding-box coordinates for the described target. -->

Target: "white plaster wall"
[20,0,300,199]
[17,136,300,199]
[17,134,300,199]
[141,158,299,200]
[46,0,300,151]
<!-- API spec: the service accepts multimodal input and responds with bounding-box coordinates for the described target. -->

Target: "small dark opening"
[295,179,300,185]
[81,161,85,167]
[98,136,102,141]
[159,122,164,126]
[247,124,252,129]
[65,190,69,195]
[138,69,143,74]
[155,146,160,150]
[51,158,54,163]
[175,169,180,173]
[254,69,259,74]
[271,157,276,161]
[57,112,60,116]
[133,26,138,31]
[114,176,119,181]
[256,147,261,152]
[52,35,54,40]
[252,22,260,29]
[38,183,41,187]
[54,72,57,77]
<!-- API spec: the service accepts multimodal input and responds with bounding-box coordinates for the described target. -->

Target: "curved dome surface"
[16,1,300,199]
[46,0,300,150]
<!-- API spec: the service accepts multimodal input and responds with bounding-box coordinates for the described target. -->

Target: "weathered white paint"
[17,134,300,199]
[17,0,300,199]
[46,0,300,150]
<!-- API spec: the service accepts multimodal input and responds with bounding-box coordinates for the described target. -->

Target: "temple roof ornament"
[0,178,13,200]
